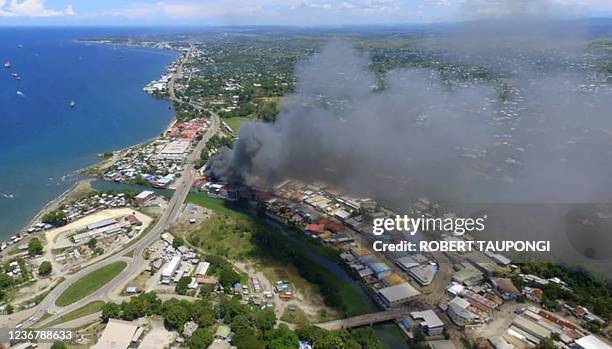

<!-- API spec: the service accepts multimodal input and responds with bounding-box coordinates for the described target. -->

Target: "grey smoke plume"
[213,40,612,204]
[213,42,498,203]
[210,5,612,270]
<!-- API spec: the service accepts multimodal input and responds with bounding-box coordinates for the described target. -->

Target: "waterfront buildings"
[157,140,191,161]
[135,190,155,205]
[378,282,420,308]
[410,310,446,336]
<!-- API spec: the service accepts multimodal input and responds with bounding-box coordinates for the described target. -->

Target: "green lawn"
[224,117,252,134]
[184,213,256,260]
[45,301,104,327]
[187,193,251,219]
[56,261,127,307]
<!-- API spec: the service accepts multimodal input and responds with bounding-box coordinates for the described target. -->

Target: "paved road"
[2,47,220,330]
[316,306,413,330]
[28,110,219,329]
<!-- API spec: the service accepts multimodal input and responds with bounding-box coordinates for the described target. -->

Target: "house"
[452,267,484,286]
[522,287,542,302]
[411,310,445,336]
[195,261,211,283]
[447,297,481,326]
[126,214,142,226]
[135,190,155,205]
[305,223,325,235]
[183,321,199,337]
[491,278,521,300]
[360,254,391,279]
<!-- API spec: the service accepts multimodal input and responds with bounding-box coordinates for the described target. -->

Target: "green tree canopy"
[50,342,68,349]
[232,328,264,349]
[265,323,299,349]
[101,302,121,322]
[87,237,97,249]
[187,328,214,349]
[536,337,556,349]
[28,238,43,256]
[172,237,185,248]
[38,261,52,276]
[176,276,191,295]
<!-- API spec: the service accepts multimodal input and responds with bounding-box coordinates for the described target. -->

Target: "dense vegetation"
[42,210,68,227]
[518,262,612,320]
[28,238,43,256]
[38,261,52,276]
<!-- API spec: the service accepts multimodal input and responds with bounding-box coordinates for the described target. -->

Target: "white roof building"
[86,218,117,231]
[396,256,420,271]
[195,261,210,276]
[411,310,445,335]
[157,140,190,160]
[575,335,611,349]
[92,319,141,349]
[161,255,181,283]
[378,282,420,308]
[409,264,437,286]
[447,296,480,325]
[135,190,155,202]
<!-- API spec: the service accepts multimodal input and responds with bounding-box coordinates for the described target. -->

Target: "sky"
[0,0,611,26]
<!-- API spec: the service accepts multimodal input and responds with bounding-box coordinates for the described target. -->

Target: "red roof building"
[126,215,141,226]
[316,218,345,233]
[306,224,325,235]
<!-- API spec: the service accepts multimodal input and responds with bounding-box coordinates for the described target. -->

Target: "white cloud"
[0,0,76,17]
[107,1,270,19]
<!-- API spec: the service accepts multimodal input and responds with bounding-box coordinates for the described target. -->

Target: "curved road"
[3,45,221,330]
[25,109,219,329]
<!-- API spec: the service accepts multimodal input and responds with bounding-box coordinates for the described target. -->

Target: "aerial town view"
[1,1,612,349]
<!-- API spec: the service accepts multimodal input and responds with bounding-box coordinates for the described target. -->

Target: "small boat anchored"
[4,61,11,68]
[69,100,76,108]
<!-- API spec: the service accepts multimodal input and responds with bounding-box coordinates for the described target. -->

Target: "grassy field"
[46,300,104,327]
[187,193,252,219]
[186,193,371,317]
[182,213,256,260]
[56,261,127,306]
[224,116,252,134]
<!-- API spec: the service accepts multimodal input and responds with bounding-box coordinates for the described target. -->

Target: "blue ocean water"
[0,27,178,240]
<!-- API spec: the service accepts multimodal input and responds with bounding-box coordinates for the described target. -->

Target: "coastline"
[20,178,92,234]
[3,41,181,245]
